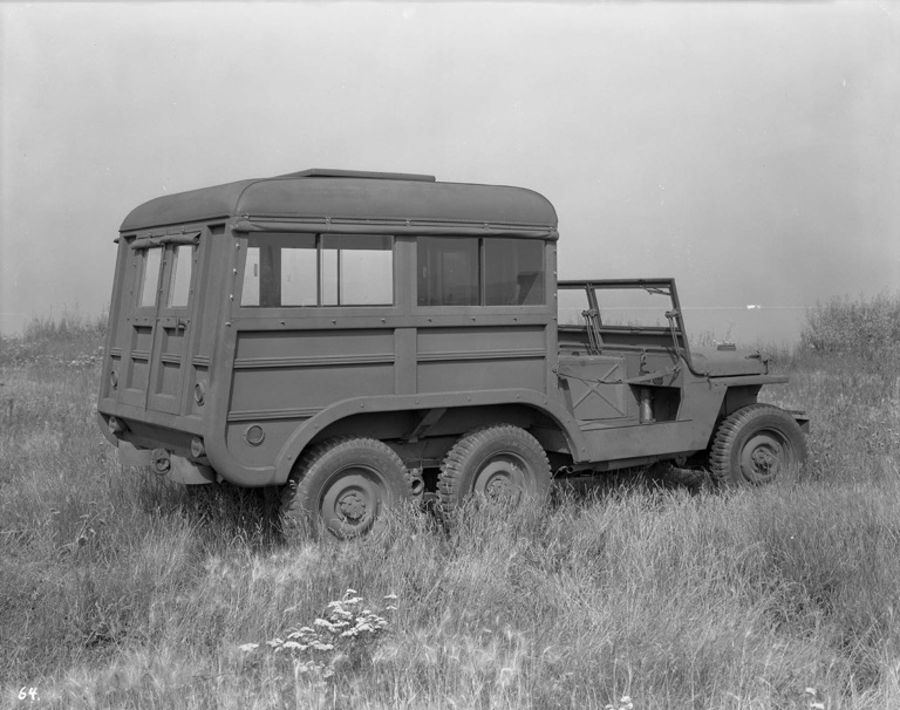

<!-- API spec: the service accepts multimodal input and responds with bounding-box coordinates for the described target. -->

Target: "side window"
[167,244,194,308]
[240,233,393,307]
[484,238,544,305]
[417,237,545,306]
[322,234,393,305]
[281,245,317,306]
[241,234,316,307]
[138,247,162,308]
[417,237,479,306]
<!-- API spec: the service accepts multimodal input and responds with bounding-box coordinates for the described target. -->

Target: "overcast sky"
[1,1,898,342]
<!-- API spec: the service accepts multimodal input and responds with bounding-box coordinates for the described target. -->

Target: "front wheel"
[281,438,411,539]
[436,425,551,520]
[709,405,807,485]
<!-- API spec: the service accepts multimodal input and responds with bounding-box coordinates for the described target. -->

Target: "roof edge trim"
[233,218,558,240]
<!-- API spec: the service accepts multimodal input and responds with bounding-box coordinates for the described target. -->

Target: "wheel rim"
[739,431,792,484]
[472,454,528,506]
[319,466,386,538]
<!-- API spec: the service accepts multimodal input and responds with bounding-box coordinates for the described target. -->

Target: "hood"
[689,346,771,377]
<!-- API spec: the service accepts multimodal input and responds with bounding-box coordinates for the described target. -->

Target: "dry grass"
[2,301,900,709]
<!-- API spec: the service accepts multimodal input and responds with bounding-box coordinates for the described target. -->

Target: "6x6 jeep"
[97,169,808,538]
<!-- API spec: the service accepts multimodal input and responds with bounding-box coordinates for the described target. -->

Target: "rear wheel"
[281,438,411,539]
[709,405,807,485]
[436,425,551,520]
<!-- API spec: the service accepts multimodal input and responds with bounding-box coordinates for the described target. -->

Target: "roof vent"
[278,168,436,182]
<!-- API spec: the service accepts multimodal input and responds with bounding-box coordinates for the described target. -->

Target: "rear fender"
[273,390,588,484]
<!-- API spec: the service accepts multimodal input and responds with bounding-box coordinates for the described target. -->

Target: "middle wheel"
[281,437,411,540]
[436,424,551,518]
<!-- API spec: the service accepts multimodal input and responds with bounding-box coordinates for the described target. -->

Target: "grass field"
[1,301,899,709]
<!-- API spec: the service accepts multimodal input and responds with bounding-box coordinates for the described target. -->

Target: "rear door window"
[167,244,194,308]
[138,247,163,308]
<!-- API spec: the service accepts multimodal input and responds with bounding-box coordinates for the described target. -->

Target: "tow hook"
[151,448,171,475]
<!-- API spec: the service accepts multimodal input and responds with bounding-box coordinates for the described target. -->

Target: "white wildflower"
[238,643,259,652]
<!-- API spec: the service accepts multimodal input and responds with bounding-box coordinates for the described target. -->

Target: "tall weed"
[800,292,900,359]
[2,308,900,708]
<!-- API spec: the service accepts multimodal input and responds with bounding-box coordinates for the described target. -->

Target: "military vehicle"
[97,169,808,537]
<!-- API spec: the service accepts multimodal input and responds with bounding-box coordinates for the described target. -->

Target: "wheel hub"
[336,490,367,521]
[484,475,514,500]
[750,447,777,472]
[320,469,382,536]
[740,433,785,483]
[473,457,525,504]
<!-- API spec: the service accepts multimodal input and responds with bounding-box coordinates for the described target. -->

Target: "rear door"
[117,233,199,415]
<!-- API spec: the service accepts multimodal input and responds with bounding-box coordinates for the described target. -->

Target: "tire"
[709,405,807,485]
[436,425,551,519]
[281,438,411,540]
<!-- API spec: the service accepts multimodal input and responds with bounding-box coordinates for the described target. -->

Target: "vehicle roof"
[119,169,558,235]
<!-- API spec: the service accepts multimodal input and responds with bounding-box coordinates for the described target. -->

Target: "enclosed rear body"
[98,169,807,537]
[98,170,561,487]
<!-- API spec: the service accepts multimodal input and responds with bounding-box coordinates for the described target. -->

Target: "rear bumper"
[118,440,215,485]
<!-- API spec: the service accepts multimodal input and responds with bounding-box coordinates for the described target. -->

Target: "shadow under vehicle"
[97,169,808,538]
